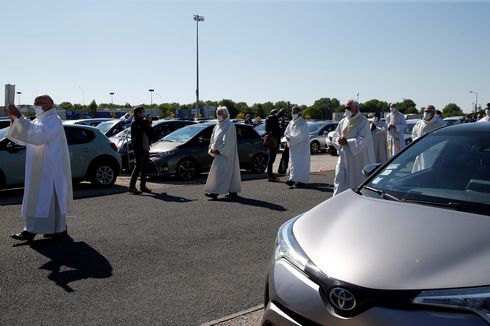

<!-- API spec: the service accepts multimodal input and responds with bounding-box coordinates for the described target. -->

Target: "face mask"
[292,113,299,120]
[390,107,396,113]
[33,105,44,116]
[217,115,224,122]
[344,109,352,118]
[486,109,490,117]
[423,112,432,121]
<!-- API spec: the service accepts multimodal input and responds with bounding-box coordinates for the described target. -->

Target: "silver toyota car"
[263,123,490,325]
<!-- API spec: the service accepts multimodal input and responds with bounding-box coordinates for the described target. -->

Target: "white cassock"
[477,116,490,123]
[412,115,447,141]
[284,116,310,184]
[385,111,406,157]
[371,120,388,164]
[332,114,375,196]
[204,119,241,194]
[7,109,73,234]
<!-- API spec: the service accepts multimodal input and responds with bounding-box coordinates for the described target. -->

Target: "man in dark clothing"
[265,109,284,182]
[244,114,254,125]
[129,107,153,194]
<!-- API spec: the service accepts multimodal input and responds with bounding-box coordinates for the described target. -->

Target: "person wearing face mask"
[385,103,407,157]
[370,112,388,164]
[412,105,447,141]
[283,106,310,187]
[4,95,72,241]
[477,103,490,122]
[204,106,241,199]
[331,100,375,196]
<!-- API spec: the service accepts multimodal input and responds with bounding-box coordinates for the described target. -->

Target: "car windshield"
[0,126,9,139]
[96,120,119,134]
[404,122,417,134]
[112,128,130,139]
[308,123,321,134]
[254,124,265,133]
[162,124,208,142]
[363,131,490,214]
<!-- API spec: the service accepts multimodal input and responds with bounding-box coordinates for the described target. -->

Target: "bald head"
[34,95,54,112]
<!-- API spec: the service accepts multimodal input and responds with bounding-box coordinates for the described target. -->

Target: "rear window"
[65,127,95,145]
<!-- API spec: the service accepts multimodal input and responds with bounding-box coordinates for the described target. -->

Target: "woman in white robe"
[284,106,310,186]
[332,100,375,196]
[204,106,241,199]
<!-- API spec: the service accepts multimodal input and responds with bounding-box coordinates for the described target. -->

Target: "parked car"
[0,118,11,130]
[147,122,268,180]
[0,125,122,189]
[280,121,338,154]
[254,123,266,137]
[63,118,114,127]
[444,116,464,126]
[263,122,490,325]
[111,119,197,171]
[404,118,420,145]
[325,130,338,156]
[96,119,127,137]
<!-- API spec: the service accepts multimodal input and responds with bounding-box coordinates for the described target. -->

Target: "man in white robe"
[385,103,406,157]
[412,105,447,141]
[477,103,490,122]
[284,106,310,187]
[5,95,72,241]
[332,100,375,196]
[370,112,388,164]
[204,106,241,199]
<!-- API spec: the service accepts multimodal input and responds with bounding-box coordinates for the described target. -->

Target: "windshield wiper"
[362,186,400,201]
[399,199,488,215]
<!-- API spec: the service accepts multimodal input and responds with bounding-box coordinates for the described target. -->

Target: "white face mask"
[389,107,396,113]
[217,115,224,122]
[292,113,299,120]
[486,109,490,117]
[33,105,44,116]
[344,109,352,118]
[423,112,432,121]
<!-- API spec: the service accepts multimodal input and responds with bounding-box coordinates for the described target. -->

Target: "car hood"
[294,190,490,290]
[149,141,181,154]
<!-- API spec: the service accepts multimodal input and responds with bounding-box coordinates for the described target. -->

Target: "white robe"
[7,109,72,233]
[371,120,388,164]
[332,114,375,196]
[477,116,490,122]
[284,117,310,184]
[385,111,406,157]
[204,119,241,194]
[412,116,447,141]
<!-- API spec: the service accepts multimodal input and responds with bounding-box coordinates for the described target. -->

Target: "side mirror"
[362,163,382,177]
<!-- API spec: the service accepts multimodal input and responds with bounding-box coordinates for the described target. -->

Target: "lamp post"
[193,14,205,116]
[109,92,114,106]
[469,91,478,113]
[78,86,85,106]
[149,89,154,106]
[16,91,21,107]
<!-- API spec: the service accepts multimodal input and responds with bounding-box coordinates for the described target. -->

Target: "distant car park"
[64,118,114,127]
[0,125,122,189]
[444,116,464,125]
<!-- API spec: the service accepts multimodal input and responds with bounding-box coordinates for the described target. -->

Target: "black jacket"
[265,114,281,138]
[131,118,153,152]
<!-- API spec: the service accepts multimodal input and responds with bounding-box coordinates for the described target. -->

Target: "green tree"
[218,99,238,118]
[310,98,340,120]
[251,103,266,119]
[302,107,323,120]
[88,100,98,118]
[398,99,417,114]
[124,102,132,108]
[442,103,463,118]
[59,102,73,110]
[361,99,389,114]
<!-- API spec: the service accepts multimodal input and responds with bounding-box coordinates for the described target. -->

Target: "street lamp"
[469,91,478,113]
[149,89,154,106]
[78,86,85,106]
[16,91,21,107]
[109,92,114,106]
[193,14,205,115]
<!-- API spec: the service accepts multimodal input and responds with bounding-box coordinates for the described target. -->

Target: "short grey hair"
[216,106,229,118]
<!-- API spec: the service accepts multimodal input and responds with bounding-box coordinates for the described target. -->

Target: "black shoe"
[225,192,238,199]
[285,180,295,187]
[10,231,36,241]
[205,193,218,200]
[129,187,142,194]
[44,230,68,240]
[140,186,152,193]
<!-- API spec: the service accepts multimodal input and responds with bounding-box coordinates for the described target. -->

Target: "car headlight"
[274,216,321,275]
[413,286,490,323]
[157,150,176,157]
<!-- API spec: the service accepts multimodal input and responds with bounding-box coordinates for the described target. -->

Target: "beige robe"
[7,109,72,233]
[204,119,241,194]
[385,111,406,157]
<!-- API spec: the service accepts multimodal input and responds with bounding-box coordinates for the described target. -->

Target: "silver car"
[281,121,338,154]
[263,123,490,325]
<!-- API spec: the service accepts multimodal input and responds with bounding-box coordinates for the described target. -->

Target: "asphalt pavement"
[0,153,338,326]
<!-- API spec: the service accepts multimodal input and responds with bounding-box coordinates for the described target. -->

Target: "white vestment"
[477,116,490,122]
[371,120,388,164]
[385,111,406,157]
[284,117,310,184]
[332,114,375,196]
[204,119,241,194]
[7,109,73,234]
[412,115,447,141]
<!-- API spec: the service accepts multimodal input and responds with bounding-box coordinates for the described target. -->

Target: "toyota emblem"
[329,287,356,311]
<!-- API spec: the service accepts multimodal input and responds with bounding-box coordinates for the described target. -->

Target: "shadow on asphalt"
[213,195,287,211]
[289,182,334,193]
[24,236,112,292]
[144,171,268,186]
[144,191,195,203]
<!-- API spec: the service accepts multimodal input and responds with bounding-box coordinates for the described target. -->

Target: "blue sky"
[2,0,488,113]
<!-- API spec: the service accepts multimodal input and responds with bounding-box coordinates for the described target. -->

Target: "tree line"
[58,97,466,120]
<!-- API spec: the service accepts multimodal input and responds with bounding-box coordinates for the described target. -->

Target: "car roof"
[432,122,490,134]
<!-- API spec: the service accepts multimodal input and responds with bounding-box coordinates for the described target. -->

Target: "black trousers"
[267,147,278,177]
[130,150,149,188]
[278,146,289,174]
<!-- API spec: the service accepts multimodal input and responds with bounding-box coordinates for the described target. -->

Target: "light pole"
[16,91,21,107]
[194,14,205,116]
[109,92,114,106]
[78,86,85,106]
[469,91,478,113]
[149,89,154,106]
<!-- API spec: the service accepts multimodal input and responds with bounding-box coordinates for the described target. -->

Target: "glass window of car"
[236,125,258,140]
[363,132,490,213]
[65,127,95,145]
[96,120,119,135]
[162,124,208,143]
[308,123,321,134]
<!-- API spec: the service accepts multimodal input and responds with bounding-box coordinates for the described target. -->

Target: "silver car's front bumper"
[262,259,485,326]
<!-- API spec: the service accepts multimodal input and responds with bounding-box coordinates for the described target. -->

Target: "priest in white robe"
[385,103,406,157]
[370,112,388,164]
[204,106,241,199]
[332,100,375,196]
[412,105,447,141]
[477,103,490,122]
[284,106,310,187]
[5,95,72,241]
